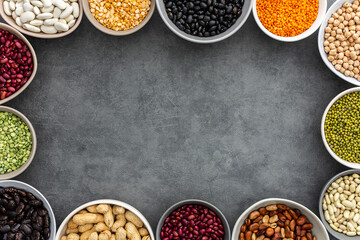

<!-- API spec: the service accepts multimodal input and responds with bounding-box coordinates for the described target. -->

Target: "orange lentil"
[256,0,319,37]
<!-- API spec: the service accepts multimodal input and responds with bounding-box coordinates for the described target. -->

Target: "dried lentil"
[0,111,32,174]
[89,0,151,31]
[325,91,360,163]
[256,0,319,37]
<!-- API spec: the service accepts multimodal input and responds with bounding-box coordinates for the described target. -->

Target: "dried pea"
[325,91,360,162]
[0,112,32,174]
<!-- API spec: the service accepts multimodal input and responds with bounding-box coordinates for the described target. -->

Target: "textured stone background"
[0,0,348,238]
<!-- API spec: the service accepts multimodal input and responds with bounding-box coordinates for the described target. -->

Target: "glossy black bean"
[7,201,16,211]
[28,202,41,208]
[20,224,31,236]
[16,212,24,222]
[43,215,49,228]
[42,228,49,240]
[15,233,24,240]
[11,224,20,233]
[0,226,10,233]
[25,194,34,201]
[31,231,39,240]
[0,199,8,207]
[7,232,15,240]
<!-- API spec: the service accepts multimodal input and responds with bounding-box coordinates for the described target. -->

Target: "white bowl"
[156,0,253,44]
[321,87,360,169]
[253,0,327,42]
[319,169,360,240]
[318,0,360,86]
[56,199,155,240]
[232,198,329,240]
[0,180,57,239]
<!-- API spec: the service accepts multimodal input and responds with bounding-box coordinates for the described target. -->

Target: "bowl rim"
[0,179,57,238]
[0,23,38,105]
[55,199,155,240]
[321,87,360,169]
[0,105,37,179]
[155,0,253,44]
[318,169,360,240]
[318,0,360,86]
[155,199,231,240]
[232,198,330,240]
[252,0,327,42]
[81,0,155,36]
[0,0,83,39]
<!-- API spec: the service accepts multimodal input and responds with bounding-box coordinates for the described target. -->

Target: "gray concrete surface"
[0,0,348,238]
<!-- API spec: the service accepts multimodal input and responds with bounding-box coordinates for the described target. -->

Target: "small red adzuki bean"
[161,204,225,240]
[0,29,33,100]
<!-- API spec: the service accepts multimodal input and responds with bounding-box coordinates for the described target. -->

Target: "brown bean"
[259,223,269,230]
[259,208,267,215]
[245,231,252,240]
[288,209,298,220]
[277,213,286,222]
[249,211,260,220]
[290,220,296,231]
[277,205,287,211]
[306,232,312,240]
[296,216,307,226]
[249,223,259,232]
[283,211,292,220]
[265,228,274,237]
[301,224,313,230]
[241,225,247,233]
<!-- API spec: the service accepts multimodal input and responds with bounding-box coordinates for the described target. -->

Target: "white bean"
[53,7,61,17]
[71,2,78,18]
[52,0,66,9]
[37,12,53,19]
[15,5,24,15]
[3,2,12,15]
[20,11,35,23]
[30,0,43,7]
[9,0,15,10]
[40,25,57,33]
[23,23,40,32]
[64,14,73,22]
[59,5,72,18]
[44,18,58,25]
[33,6,40,14]
[29,19,43,26]
[42,0,52,7]
[23,2,33,12]
[41,5,54,12]
[67,19,75,28]
[11,11,17,19]
[54,21,68,31]
[15,17,22,26]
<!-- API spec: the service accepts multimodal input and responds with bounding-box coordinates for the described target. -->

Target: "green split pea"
[0,112,32,174]
[325,91,360,163]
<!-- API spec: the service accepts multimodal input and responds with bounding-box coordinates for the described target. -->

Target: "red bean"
[0,29,33,100]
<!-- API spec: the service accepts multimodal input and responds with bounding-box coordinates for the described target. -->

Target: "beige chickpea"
[349,59,354,65]
[325,33,331,38]
[329,43,336,49]
[350,46,355,51]
[346,13,352,20]
[344,62,350,69]
[338,59,344,64]
[329,36,336,42]
[351,12,356,18]
[350,20,355,26]
[339,35,346,42]
[331,31,337,37]
[351,51,357,59]
[354,67,360,73]
[345,31,352,38]
[339,15,345,22]
[355,0,359,5]
[345,70,351,76]
[340,67,346,73]
[333,12,339,18]
[338,8,343,15]
[335,40,341,47]
[324,40,330,46]
[334,20,340,27]
[349,65,354,71]
[347,7,353,13]
[350,71,355,77]
[335,64,342,70]
[325,26,332,32]
[350,37,355,42]
[354,34,360,40]
[355,60,360,66]
[356,38,360,43]
[339,23,345,29]
[344,20,349,26]
[329,55,335,61]
[344,2,351,8]
[339,52,345,59]
[336,28,342,34]
[325,46,331,53]
[338,46,344,52]
[329,17,335,24]
[350,25,356,31]
[332,60,338,65]
[330,49,337,55]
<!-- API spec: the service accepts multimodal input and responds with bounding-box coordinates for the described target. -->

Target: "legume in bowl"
[0,23,37,104]
[321,87,360,169]
[253,0,327,42]
[82,0,155,36]
[156,199,231,240]
[156,0,253,43]
[318,0,360,86]
[319,169,360,239]
[0,105,36,179]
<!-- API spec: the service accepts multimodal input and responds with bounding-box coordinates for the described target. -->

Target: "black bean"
[43,215,49,228]
[0,226,10,233]
[25,194,34,201]
[11,224,20,233]
[30,225,40,233]
[8,232,15,240]
[28,202,41,208]
[0,188,5,195]
[21,220,30,225]
[16,191,26,198]
[15,233,24,240]
[7,201,16,211]
[42,228,49,240]
[0,216,7,221]
[4,189,16,194]
[3,195,11,201]
[16,212,24,222]
[16,203,24,215]
[7,211,16,219]
[30,231,39,240]
[0,199,8,206]
[35,210,45,218]
[20,225,31,236]
[13,195,19,206]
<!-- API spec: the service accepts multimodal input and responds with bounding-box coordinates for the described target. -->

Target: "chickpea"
[350,46,355,51]
[329,17,335,24]
[332,60,337,65]
[338,9,343,15]
[345,31,352,38]
[339,23,345,29]
[349,65,354,71]
[325,47,331,53]
[354,60,360,66]
[338,59,344,64]
[347,7,353,13]
[350,20,355,26]
[334,20,340,27]
[355,0,360,6]
[344,62,350,69]
[344,2,351,8]
[345,70,351,76]
[344,20,349,26]
[331,31,337,37]
[329,36,336,42]
[325,33,331,38]
[338,46,344,52]
[335,64,342,70]
[324,40,330,46]
[329,55,335,61]
[330,49,337,55]
[339,16,345,22]
[337,28,343,34]
[346,13,352,20]
[349,59,354,65]
[340,67,346,73]
[350,72,355,77]
[339,52,345,59]
[325,26,331,32]
[351,12,356,18]
[335,40,341,47]
[330,43,336,49]
[350,26,356,31]
[354,67,360,73]
[350,37,355,42]
[357,11,360,17]
[351,51,357,59]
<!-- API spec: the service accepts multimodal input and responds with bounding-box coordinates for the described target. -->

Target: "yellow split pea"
[89,0,151,31]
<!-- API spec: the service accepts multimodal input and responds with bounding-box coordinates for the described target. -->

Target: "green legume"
[325,91,360,163]
[0,112,32,174]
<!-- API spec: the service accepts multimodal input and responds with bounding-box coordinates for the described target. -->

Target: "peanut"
[88,232,98,240]
[104,210,115,227]
[68,233,80,240]
[95,222,110,232]
[113,206,125,215]
[138,228,148,236]
[87,205,98,213]
[73,214,104,225]
[97,204,111,214]
[125,211,143,228]
[125,222,141,240]
[79,224,94,233]
[116,227,126,240]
